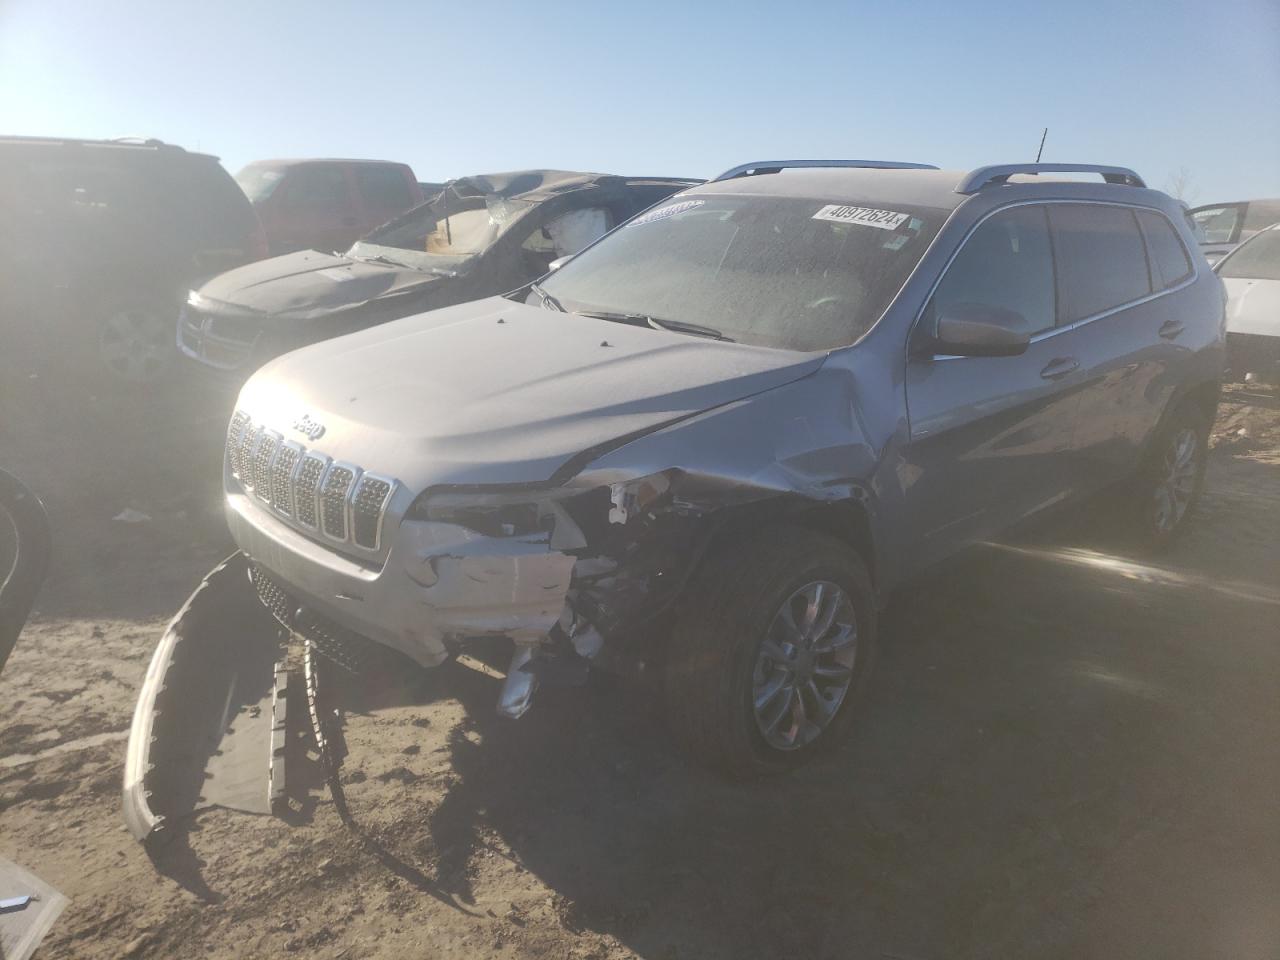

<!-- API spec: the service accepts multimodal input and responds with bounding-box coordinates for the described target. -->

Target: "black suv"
[0,136,266,383]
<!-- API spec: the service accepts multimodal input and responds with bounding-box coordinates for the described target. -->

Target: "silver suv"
[165,160,1227,778]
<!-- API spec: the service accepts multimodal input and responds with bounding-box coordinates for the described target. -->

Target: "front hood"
[198,250,444,322]
[1223,277,1280,337]
[237,297,825,487]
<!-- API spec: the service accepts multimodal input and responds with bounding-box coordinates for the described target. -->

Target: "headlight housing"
[407,487,584,545]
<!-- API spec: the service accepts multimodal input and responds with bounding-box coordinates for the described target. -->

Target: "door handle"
[1158,320,1185,340]
[1039,357,1079,380]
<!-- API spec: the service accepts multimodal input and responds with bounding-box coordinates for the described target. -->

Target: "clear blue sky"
[2,0,1277,203]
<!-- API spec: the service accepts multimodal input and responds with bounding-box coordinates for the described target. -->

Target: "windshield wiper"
[578,310,734,342]
[530,281,565,312]
[355,253,410,268]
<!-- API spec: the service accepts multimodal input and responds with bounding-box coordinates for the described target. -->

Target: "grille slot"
[352,476,393,549]
[225,411,396,552]
[252,433,280,502]
[321,465,358,540]
[226,412,250,478]
[270,443,301,515]
[294,454,329,529]
[238,424,262,489]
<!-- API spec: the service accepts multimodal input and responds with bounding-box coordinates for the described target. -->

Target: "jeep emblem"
[292,413,326,441]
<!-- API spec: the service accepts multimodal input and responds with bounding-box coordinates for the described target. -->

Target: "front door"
[902,203,1083,567]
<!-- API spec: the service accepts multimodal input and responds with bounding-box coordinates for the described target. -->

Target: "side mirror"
[548,255,571,273]
[933,303,1031,357]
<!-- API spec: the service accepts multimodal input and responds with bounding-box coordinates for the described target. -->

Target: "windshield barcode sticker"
[812,205,909,230]
[630,198,704,226]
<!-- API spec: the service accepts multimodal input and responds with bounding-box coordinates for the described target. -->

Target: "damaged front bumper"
[224,490,578,668]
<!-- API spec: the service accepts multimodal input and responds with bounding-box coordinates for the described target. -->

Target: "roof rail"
[956,163,1145,194]
[713,159,939,182]
[109,136,169,148]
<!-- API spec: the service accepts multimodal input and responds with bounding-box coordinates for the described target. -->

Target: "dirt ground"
[2,363,1278,960]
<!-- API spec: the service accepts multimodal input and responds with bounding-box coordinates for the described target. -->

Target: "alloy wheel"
[98,308,171,382]
[751,580,859,751]
[1152,426,1199,535]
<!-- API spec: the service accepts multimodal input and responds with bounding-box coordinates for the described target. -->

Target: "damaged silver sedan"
[126,159,1227,840]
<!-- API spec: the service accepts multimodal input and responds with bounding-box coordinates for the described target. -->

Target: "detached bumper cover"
[123,554,284,844]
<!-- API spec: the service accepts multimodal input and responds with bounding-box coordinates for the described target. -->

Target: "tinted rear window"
[1136,210,1192,290]
[1049,204,1151,322]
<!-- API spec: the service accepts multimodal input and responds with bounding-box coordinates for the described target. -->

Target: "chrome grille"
[225,410,397,554]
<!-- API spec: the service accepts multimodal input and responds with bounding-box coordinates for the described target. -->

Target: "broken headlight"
[406,487,584,545]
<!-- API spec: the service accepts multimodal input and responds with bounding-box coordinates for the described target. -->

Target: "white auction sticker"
[318,268,356,282]
[630,198,704,226]
[812,204,909,230]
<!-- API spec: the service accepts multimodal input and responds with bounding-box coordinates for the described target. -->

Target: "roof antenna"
[1035,127,1048,163]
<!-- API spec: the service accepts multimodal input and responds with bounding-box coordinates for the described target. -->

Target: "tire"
[95,302,176,385]
[1128,400,1210,550]
[664,525,877,777]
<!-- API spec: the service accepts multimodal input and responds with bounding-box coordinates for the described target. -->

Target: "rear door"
[1053,203,1190,485]
[902,203,1083,566]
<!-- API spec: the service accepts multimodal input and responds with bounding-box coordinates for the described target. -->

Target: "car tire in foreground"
[1129,400,1210,551]
[664,525,877,777]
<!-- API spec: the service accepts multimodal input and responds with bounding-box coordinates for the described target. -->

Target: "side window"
[927,204,1055,336]
[1136,210,1192,290]
[354,165,411,217]
[1049,204,1151,323]
[521,207,613,258]
[280,165,348,218]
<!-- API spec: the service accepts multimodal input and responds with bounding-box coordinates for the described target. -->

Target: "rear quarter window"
[1135,210,1192,290]
[1049,204,1151,323]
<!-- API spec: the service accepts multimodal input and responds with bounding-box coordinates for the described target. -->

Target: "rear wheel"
[664,526,877,777]
[1129,401,1209,549]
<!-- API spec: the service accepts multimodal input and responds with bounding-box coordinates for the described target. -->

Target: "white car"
[1191,198,1280,264]
[1218,222,1280,379]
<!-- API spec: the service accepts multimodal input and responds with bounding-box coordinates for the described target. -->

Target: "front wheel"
[664,526,877,777]
[97,304,175,384]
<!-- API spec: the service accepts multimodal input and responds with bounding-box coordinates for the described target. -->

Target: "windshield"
[534,194,945,351]
[350,189,533,269]
[234,164,285,204]
[1218,228,1280,281]
[1191,204,1242,245]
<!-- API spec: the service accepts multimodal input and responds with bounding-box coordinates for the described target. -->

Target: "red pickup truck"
[234,158,424,256]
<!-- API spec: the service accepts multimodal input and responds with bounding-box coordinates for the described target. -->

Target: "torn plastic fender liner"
[123,552,285,844]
